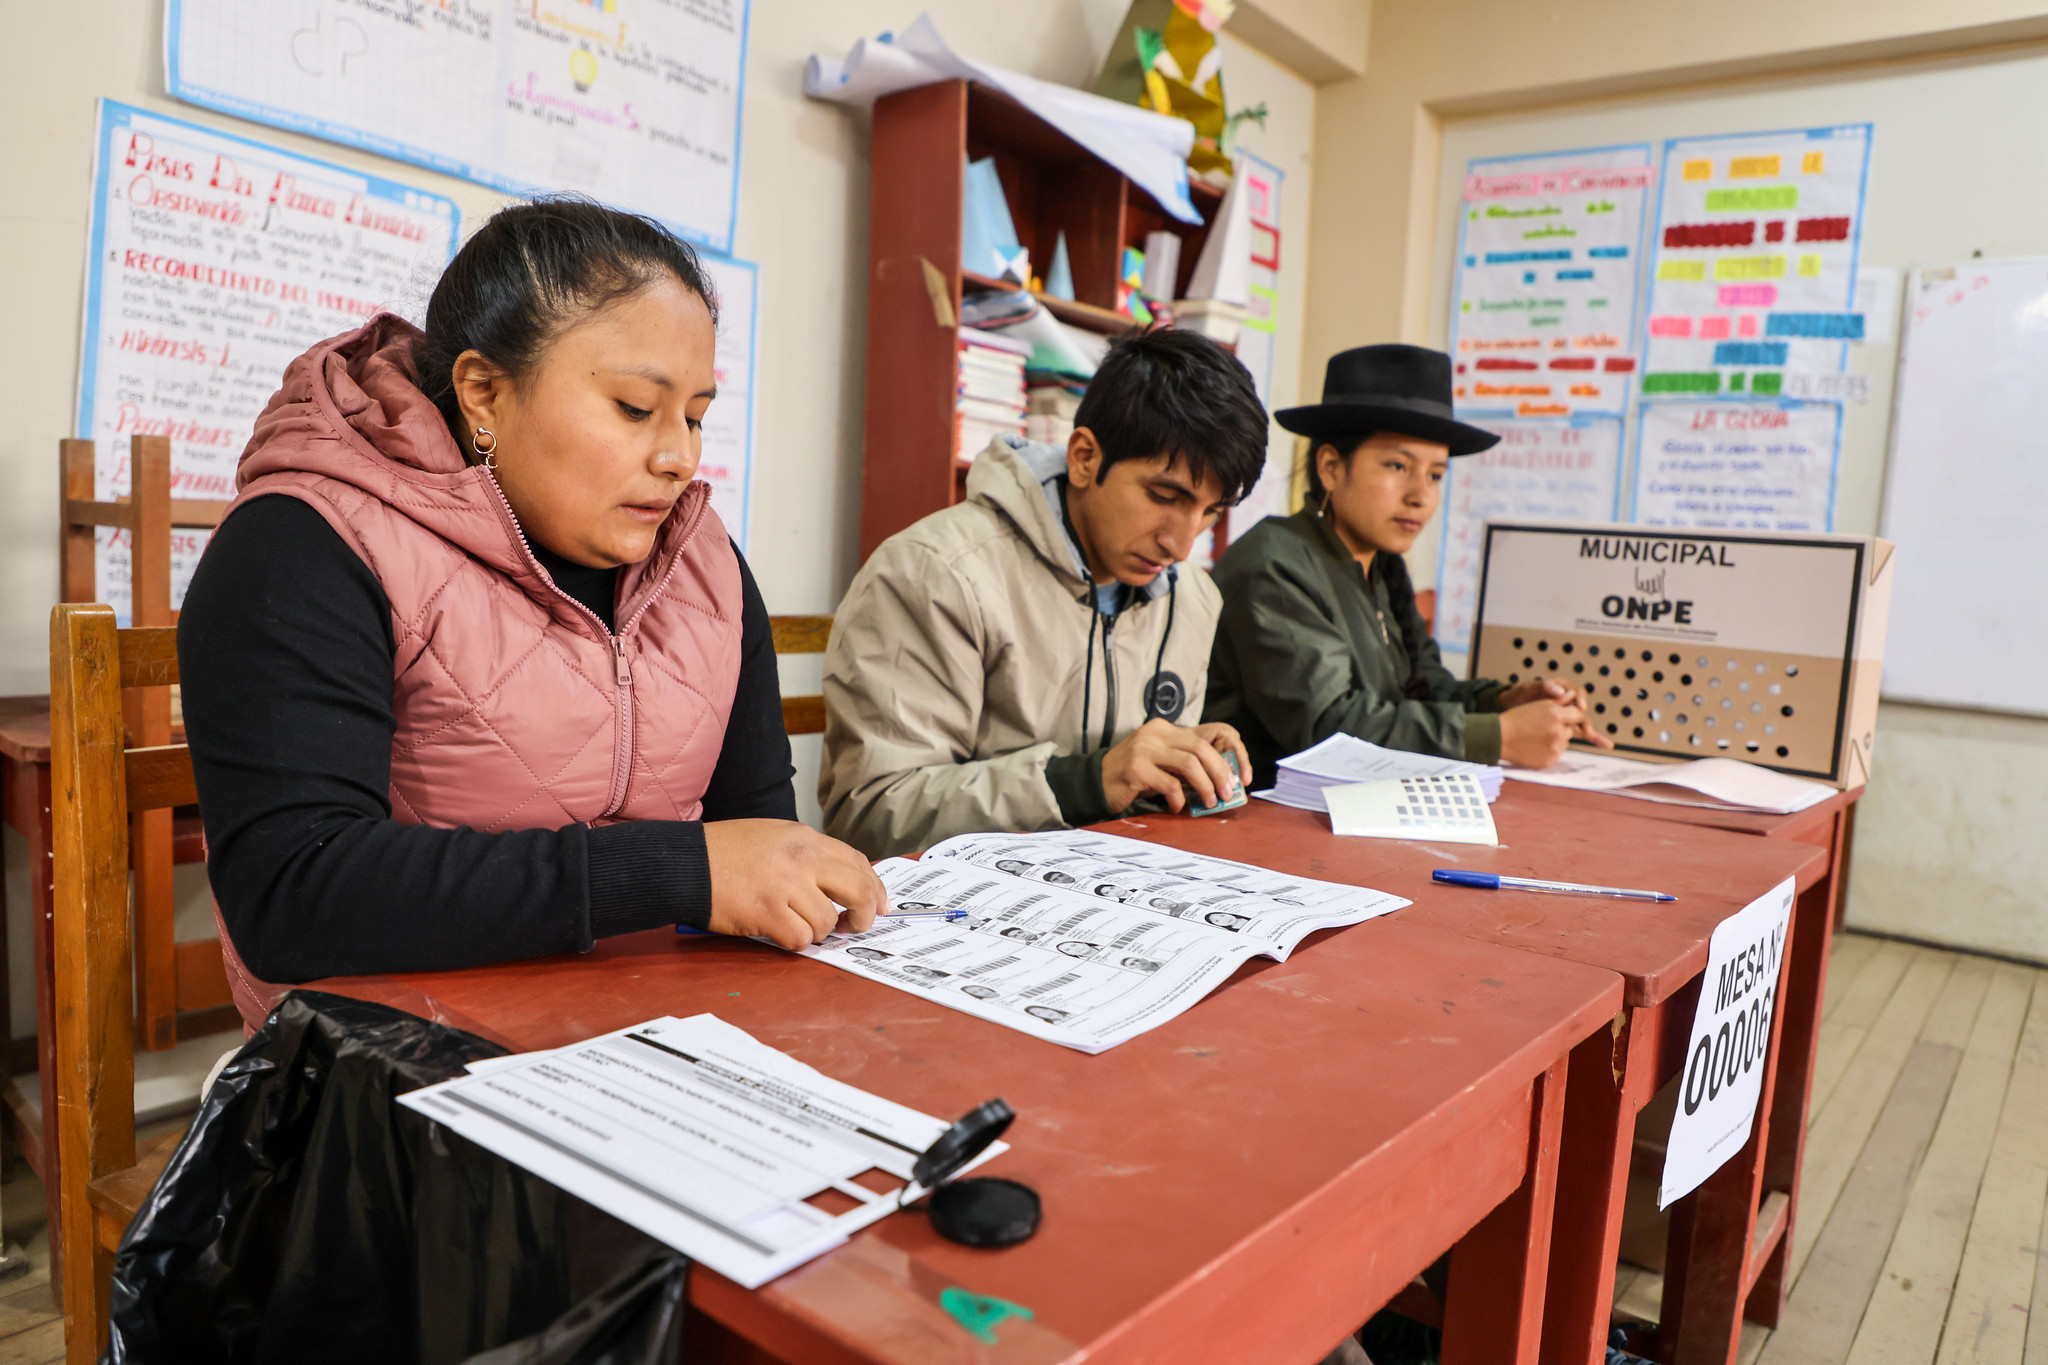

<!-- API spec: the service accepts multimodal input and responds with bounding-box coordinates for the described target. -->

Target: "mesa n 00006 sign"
[1470,523,1893,787]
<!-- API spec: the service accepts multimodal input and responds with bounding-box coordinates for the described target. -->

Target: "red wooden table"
[1516,784,1859,931]
[1102,788,1829,1365]
[318,914,1622,1365]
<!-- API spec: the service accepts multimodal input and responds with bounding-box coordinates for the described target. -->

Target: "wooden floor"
[0,933,2042,1363]
[1614,932,2048,1365]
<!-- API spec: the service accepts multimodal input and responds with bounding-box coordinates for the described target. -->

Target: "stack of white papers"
[1257,734,1504,811]
[401,1015,1005,1288]
[1324,772,1500,845]
[801,830,1409,1054]
[1504,752,1833,815]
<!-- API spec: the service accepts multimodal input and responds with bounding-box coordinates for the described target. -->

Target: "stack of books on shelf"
[1025,380,1084,447]
[956,327,1030,464]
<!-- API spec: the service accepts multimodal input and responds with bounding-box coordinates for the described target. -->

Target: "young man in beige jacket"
[821,329,1269,859]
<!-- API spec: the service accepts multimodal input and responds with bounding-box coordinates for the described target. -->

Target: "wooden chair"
[769,615,832,736]
[48,605,202,1362]
[60,436,232,1052]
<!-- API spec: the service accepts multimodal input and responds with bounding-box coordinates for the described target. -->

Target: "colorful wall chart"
[77,100,459,621]
[1449,146,1655,417]
[165,0,749,252]
[1632,124,1869,530]
[697,254,759,548]
[1432,416,1624,653]
[1639,125,1871,402]
[1629,399,1841,532]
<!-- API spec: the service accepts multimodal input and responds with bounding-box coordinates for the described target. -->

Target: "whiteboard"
[1880,260,2048,715]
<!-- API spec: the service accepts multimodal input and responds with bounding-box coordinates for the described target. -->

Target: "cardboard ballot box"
[1470,523,1893,787]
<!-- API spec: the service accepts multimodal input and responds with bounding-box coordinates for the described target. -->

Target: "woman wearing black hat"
[1205,344,1611,787]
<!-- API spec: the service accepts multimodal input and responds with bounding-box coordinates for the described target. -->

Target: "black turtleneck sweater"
[177,494,796,984]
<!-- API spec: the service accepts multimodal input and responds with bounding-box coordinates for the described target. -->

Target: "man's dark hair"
[414,195,718,444]
[1072,327,1268,502]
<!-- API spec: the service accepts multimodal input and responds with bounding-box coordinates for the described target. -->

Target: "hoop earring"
[472,428,497,472]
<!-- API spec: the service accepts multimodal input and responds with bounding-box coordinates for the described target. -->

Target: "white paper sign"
[166,0,747,252]
[1660,876,1795,1207]
[1630,399,1841,531]
[78,100,459,620]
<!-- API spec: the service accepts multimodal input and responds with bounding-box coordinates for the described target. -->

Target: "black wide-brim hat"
[1275,344,1500,456]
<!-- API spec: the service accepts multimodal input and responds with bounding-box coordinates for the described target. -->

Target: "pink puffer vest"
[213,315,743,1027]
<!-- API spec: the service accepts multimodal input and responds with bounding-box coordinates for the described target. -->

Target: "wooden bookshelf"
[858,79,1224,560]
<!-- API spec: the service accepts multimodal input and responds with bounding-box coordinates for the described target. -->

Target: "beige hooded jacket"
[821,436,1222,858]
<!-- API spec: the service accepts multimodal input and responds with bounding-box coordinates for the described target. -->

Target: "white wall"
[0,2,1316,830]
[1410,45,2048,961]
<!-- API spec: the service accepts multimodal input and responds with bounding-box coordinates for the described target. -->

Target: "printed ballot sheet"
[398,1014,1003,1288]
[1258,733,1503,811]
[801,831,1409,1054]
[1505,750,1831,814]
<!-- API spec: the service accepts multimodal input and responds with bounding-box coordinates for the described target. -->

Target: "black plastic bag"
[107,990,683,1365]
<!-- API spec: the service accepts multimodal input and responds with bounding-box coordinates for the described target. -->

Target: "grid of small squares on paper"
[1392,774,1492,830]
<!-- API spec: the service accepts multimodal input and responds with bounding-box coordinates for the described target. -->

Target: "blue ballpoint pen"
[1432,869,1676,902]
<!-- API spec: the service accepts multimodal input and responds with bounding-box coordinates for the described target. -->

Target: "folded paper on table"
[1324,773,1500,845]
[1504,751,1832,814]
[1256,734,1504,811]
[402,1014,1004,1289]
[805,15,1199,223]
[798,830,1409,1053]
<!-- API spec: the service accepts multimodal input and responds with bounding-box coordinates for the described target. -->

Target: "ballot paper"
[398,1014,1004,1289]
[1503,752,1832,815]
[801,830,1409,1054]
[1324,773,1501,845]
[1257,734,1504,811]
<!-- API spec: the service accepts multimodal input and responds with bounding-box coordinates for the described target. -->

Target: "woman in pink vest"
[179,199,882,1013]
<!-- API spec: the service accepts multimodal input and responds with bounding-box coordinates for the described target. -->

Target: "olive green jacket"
[1205,508,1506,787]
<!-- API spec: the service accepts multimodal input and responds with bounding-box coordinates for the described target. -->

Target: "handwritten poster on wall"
[165,0,749,252]
[1640,125,1872,404]
[1224,151,1294,539]
[78,100,459,621]
[1450,146,1654,417]
[1433,416,1624,653]
[698,254,758,548]
[1629,399,1840,532]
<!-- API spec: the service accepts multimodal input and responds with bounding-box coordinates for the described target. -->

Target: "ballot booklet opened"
[398,1014,1005,1288]
[801,830,1409,1054]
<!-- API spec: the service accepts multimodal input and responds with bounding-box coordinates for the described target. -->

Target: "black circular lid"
[913,1097,1015,1189]
[929,1177,1041,1248]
